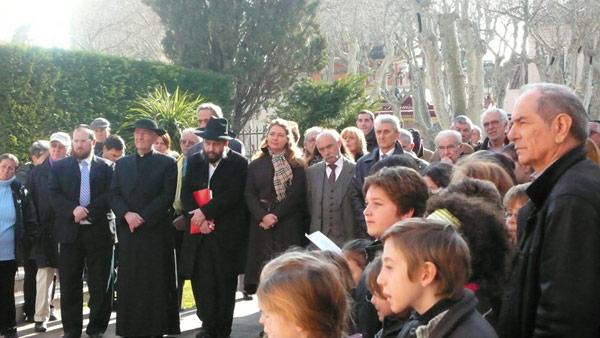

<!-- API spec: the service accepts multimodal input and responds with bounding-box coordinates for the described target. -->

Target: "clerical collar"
[137,150,153,157]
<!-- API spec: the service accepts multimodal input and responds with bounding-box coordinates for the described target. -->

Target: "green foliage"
[0,43,231,161]
[143,0,327,131]
[122,85,203,152]
[276,74,378,134]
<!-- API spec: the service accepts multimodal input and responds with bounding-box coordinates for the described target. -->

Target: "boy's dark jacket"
[397,289,497,338]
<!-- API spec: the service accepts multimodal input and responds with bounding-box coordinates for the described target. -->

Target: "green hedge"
[0,43,231,161]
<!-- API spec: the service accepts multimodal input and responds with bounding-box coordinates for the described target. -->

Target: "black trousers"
[58,227,113,337]
[23,259,37,318]
[0,260,17,333]
[191,239,238,338]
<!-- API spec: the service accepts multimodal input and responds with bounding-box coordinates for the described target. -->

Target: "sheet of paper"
[305,231,342,254]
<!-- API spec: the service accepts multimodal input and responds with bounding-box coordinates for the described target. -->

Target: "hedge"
[0,43,231,161]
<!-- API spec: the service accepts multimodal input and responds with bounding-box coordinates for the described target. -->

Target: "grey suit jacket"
[306,157,362,245]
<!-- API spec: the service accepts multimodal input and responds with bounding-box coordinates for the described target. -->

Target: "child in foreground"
[364,254,408,338]
[378,218,497,338]
[257,251,350,338]
[503,183,531,245]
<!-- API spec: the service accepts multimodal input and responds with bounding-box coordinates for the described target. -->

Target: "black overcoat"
[243,152,307,285]
[179,148,249,278]
[109,150,180,337]
[26,158,58,268]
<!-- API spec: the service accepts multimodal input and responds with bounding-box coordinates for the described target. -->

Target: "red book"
[190,188,212,234]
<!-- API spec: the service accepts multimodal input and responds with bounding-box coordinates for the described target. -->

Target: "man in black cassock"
[109,119,180,337]
[180,117,248,338]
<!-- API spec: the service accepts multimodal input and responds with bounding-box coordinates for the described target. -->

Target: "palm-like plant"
[121,85,203,153]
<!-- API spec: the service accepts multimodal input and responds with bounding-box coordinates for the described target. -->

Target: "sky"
[0,0,73,48]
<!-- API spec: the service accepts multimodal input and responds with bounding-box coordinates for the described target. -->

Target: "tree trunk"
[416,5,451,129]
[439,12,467,119]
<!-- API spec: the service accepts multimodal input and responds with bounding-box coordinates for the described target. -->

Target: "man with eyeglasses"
[476,108,510,152]
[434,130,463,164]
[48,126,114,338]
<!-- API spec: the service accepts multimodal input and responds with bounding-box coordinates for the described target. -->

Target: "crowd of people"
[1,82,600,338]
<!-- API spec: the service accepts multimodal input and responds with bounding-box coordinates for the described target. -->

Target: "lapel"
[336,158,353,205]
[69,157,82,198]
[89,155,100,182]
[313,162,326,204]
[195,152,211,189]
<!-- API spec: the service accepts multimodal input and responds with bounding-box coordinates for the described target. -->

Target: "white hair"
[375,114,401,132]
[180,128,199,138]
[398,128,413,144]
[451,115,473,128]
[480,108,508,125]
[435,130,462,145]
[304,126,323,138]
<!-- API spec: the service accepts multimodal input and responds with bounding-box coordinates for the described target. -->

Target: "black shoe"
[3,327,18,338]
[34,322,47,332]
[87,333,103,338]
[49,314,58,321]
[23,314,34,323]
[241,291,253,301]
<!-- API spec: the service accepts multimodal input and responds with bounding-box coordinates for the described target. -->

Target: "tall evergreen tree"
[144,0,327,131]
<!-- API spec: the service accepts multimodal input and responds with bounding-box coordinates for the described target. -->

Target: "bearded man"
[180,117,248,338]
[47,126,114,338]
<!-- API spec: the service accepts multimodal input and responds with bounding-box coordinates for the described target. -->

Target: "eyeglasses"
[437,144,458,151]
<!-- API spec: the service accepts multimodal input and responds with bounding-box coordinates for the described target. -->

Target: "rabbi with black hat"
[109,118,180,337]
[180,117,249,338]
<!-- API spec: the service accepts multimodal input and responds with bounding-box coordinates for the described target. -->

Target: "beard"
[206,151,223,164]
[74,147,91,160]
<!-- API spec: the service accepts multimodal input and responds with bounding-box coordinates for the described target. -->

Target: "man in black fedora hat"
[109,118,180,337]
[180,117,248,338]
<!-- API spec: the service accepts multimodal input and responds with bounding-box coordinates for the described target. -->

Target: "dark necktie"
[381,153,388,160]
[80,161,90,206]
[328,163,337,186]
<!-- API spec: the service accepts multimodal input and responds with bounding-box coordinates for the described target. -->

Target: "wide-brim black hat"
[195,117,232,141]
[125,118,166,136]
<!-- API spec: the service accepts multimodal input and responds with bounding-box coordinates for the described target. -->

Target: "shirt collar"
[79,153,93,167]
[379,148,395,158]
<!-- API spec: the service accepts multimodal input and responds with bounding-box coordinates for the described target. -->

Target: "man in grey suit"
[306,129,360,247]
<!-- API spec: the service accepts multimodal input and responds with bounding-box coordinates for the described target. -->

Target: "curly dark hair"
[444,177,503,210]
[425,192,510,321]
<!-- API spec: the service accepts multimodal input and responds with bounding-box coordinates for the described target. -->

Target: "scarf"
[270,149,293,202]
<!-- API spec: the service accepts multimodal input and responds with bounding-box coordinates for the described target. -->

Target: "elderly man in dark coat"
[180,117,248,338]
[109,119,179,337]
[499,83,600,338]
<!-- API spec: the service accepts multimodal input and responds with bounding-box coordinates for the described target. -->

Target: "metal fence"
[238,123,268,157]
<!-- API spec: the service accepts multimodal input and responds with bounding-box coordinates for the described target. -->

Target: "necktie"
[328,163,337,186]
[80,161,90,206]
[381,153,388,160]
